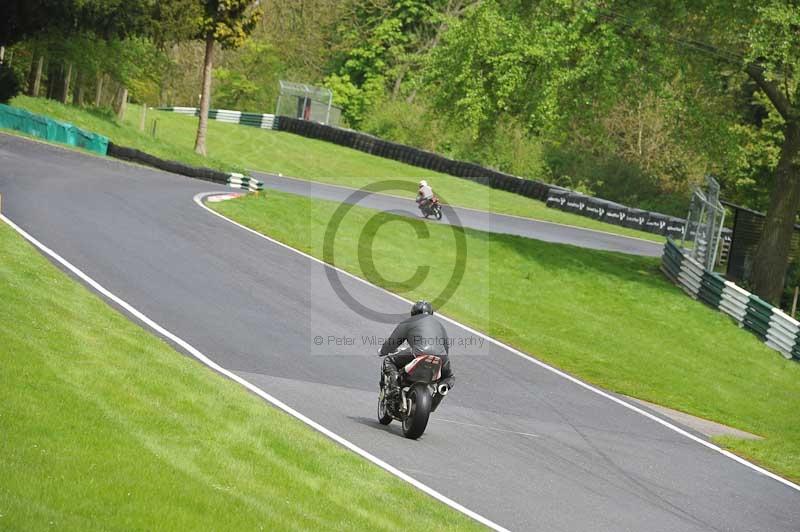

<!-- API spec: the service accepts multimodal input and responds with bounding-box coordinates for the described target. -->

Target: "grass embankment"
[211,191,800,482]
[9,95,664,243]
[0,220,481,531]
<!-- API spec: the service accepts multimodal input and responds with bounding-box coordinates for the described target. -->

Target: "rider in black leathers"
[380,301,455,399]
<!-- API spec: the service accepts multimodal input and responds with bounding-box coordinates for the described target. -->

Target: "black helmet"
[411,300,433,316]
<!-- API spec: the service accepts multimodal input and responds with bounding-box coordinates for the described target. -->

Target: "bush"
[544,144,690,216]
[0,64,22,104]
[361,99,547,181]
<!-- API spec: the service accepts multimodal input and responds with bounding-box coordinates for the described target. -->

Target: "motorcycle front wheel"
[434,207,442,220]
[401,383,432,439]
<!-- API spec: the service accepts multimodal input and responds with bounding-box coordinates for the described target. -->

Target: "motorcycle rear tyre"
[402,383,432,439]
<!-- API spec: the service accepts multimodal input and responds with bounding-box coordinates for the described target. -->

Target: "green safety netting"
[0,103,108,155]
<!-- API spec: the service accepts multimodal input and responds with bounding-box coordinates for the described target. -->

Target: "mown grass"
[211,190,800,482]
[8,95,664,243]
[0,220,482,531]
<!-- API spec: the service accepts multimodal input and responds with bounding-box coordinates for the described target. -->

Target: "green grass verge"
[0,220,482,531]
[210,191,800,483]
[9,95,664,243]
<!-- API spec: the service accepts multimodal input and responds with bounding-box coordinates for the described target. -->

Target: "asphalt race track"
[2,133,798,531]
[251,171,664,257]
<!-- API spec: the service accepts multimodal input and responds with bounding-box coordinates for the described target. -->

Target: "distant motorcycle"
[378,351,451,439]
[418,197,443,220]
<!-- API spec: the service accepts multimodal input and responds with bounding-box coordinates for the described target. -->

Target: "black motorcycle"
[418,197,443,220]
[378,353,451,439]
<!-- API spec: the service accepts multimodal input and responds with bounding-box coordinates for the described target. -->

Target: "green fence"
[0,104,108,155]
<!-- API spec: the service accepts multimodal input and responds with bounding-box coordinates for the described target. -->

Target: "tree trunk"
[73,69,84,106]
[61,62,72,104]
[114,86,128,121]
[27,54,42,96]
[194,33,215,156]
[392,66,408,99]
[46,62,55,99]
[750,121,800,304]
[95,73,105,107]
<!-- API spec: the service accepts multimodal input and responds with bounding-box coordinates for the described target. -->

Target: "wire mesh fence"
[275,80,340,126]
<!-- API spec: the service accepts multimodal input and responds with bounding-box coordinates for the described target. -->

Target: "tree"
[427,0,800,303]
[0,1,68,47]
[323,0,463,126]
[193,0,262,156]
[214,39,283,111]
[742,4,800,303]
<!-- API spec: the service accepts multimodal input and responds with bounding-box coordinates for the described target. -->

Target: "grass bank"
[0,220,481,531]
[8,95,663,243]
[210,191,800,482]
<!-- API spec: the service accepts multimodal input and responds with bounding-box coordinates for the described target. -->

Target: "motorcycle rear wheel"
[401,383,432,439]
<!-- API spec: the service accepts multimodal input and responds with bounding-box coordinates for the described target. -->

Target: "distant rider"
[416,180,435,212]
[379,300,455,400]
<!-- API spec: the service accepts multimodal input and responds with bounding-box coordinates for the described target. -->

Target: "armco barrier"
[158,107,278,130]
[661,239,799,361]
[227,172,263,192]
[0,103,108,155]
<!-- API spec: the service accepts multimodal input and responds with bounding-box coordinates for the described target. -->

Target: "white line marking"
[196,192,800,494]
[252,171,663,247]
[438,419,540,438]
[0,212,509,532]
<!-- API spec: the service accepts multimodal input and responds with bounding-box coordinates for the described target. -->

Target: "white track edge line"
[0,212,509,532]
[250,171,663,247]
[197,192,800,494]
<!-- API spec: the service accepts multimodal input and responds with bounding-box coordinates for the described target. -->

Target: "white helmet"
[419,180,428,187]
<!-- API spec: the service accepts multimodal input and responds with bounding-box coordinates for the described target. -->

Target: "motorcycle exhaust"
[437,383,450,396]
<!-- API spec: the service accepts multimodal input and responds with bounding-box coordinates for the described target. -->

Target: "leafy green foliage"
[197,0,261,49]
[324,0,446,126]
[0,64,22,103]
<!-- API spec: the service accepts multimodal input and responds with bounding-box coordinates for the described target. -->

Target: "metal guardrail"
[661,239,799,360]
[227,173,263,192]
[158,107,278,130]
